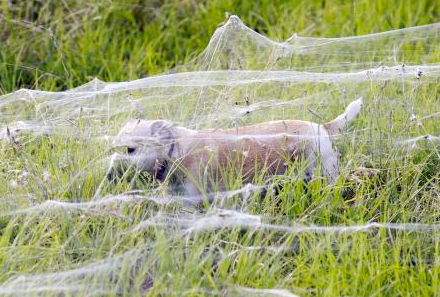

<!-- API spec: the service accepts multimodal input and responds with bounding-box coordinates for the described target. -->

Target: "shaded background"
[0,0,439,93]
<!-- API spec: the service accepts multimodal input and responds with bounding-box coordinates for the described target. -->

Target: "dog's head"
[107,119,175,182]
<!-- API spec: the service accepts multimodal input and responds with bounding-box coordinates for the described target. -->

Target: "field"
[2,0,440,296]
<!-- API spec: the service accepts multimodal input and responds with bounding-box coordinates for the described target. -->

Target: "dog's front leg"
[183,178,202,197]
[304,154,316,183]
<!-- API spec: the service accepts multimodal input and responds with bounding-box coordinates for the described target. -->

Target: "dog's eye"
[127,147,136,154]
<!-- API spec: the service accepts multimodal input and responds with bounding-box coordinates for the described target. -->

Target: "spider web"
[1,15,440,296]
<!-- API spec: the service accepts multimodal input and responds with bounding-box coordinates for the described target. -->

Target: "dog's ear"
[151,120,173,140]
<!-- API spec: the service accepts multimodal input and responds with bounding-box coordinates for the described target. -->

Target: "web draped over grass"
[1,15,440,296]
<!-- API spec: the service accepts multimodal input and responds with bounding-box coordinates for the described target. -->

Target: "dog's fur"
[108,98,363,195]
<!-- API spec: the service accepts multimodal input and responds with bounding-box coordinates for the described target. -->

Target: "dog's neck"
[154,128,179,181]
[166,141,175,159]
[168,126,196,155]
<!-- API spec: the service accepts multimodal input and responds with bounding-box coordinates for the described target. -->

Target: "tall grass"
[1,1,440,296]
[1,0,439,93]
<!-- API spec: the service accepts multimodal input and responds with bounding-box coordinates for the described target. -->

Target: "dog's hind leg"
[321,149,339,184]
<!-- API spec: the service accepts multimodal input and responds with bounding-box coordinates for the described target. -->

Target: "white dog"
[108,98,362,196]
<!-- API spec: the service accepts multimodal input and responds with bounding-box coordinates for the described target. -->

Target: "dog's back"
[186,98,363,186]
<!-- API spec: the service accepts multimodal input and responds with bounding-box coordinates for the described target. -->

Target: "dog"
[107,98,362,196]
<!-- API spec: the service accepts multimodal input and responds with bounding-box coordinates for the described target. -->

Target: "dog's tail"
[324,97,363,136]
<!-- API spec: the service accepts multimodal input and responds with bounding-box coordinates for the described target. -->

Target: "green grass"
[1,0,440,92]
[2,0,440,296]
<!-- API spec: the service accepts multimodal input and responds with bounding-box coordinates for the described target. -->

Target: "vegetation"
[1,0,440,296]
[1,0,440,92]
